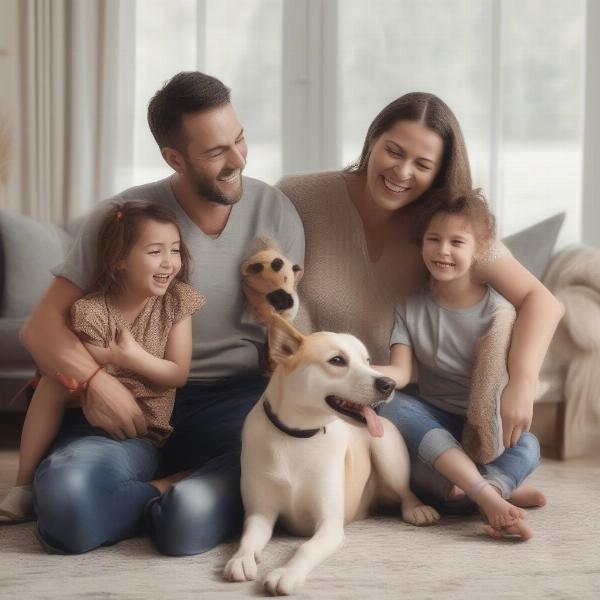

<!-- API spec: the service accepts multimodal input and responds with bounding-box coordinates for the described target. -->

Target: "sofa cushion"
[0,210,72,318]
[502,212,565,280]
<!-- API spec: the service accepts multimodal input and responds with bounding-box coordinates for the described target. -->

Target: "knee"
[33,458,108,554]
[150,476,243,556]
[518,432,541,467]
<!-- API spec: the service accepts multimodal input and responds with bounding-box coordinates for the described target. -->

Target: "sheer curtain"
[15,0,134,224]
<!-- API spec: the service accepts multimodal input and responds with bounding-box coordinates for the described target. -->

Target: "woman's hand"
[500,377,536,448]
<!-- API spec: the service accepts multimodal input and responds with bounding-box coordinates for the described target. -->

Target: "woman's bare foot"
[148,470,192,495]
[482,519,534,541]
[509,485,547,508]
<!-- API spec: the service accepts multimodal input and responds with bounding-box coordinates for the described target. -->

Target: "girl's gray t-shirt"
[390,286,514,416]
[53,176,305,381]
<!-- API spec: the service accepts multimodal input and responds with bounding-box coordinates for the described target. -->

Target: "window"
[498,0,584,246]
[339,0,585,245]
[130,0,586,246]
[133,0,282,185]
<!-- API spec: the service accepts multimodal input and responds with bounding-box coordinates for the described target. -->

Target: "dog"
[241,239,303,324]
[224,314,440,595]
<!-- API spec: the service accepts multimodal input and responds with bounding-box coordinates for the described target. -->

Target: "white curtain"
[15,0,135,224]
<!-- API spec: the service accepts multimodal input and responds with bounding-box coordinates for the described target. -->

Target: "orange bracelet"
[56,366,103,400]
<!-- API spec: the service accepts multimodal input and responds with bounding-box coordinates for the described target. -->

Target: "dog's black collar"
[263,399,326,438]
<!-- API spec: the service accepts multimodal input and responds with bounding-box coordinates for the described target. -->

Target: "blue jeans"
[33,374,267,555]
[378,390,541,512]
[33,410,162,554]
[148,375,268,555]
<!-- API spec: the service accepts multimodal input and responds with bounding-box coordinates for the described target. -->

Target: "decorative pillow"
[0,210,72,318]
[502,212,565,280]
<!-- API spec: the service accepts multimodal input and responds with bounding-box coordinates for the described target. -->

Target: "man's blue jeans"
[33,375,267,555]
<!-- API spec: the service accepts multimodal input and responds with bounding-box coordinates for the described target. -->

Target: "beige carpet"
[1,449,599,600]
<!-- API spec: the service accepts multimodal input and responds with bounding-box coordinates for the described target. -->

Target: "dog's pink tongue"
[361,405,384,438]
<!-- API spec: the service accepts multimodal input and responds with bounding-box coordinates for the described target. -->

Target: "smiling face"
[268,315,395,437]
[119,219,182,300]
[365,120,444,212]
[421,213,478,283]
[179,103,248,206]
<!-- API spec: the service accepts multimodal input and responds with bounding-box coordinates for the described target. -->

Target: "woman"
[277,92,562,516]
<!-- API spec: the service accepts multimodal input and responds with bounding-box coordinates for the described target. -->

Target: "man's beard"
[191,167,244,206]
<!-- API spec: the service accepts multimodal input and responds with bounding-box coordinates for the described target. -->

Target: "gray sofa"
[1,207,596,459]
[0,209,73,409]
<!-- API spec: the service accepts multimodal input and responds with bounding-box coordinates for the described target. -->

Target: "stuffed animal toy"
[241,238,303,324]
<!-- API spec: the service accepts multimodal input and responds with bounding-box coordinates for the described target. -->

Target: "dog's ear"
[268,313,304,365]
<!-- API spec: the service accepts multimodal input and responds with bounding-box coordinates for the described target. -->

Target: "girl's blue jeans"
[378,389,541,511]
[32,375,267,555]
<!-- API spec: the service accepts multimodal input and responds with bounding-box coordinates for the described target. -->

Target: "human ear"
[161,147,186,174]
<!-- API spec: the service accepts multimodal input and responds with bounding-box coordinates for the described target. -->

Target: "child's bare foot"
[509,485,547,508]
[473,482,522,530]
[148,470,192,495]
[482,518,534,541]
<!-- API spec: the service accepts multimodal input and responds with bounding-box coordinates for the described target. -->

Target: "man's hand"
[83,369,147,440]
[500,378,536,448]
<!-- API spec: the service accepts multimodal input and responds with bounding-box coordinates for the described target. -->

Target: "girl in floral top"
[0,201,205,522]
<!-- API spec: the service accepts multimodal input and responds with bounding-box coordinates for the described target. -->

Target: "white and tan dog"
[224,314,439,595]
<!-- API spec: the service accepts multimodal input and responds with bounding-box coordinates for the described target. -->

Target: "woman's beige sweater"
[278,171,426,363]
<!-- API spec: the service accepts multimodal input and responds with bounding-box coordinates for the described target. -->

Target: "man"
[21,72,304,555]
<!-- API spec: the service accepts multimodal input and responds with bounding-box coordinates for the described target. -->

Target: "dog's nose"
[266,289,294,311]
[375,376,395,396]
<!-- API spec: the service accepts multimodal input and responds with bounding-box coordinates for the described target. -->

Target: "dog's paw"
[263,567,305,595]
[402,503,440,526]
[223,553,258,582]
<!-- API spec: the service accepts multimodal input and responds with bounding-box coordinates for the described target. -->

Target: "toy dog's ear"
[292,264,303,285]
[268,313,304,365]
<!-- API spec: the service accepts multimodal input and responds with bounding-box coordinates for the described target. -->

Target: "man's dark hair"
[147,71,231,150]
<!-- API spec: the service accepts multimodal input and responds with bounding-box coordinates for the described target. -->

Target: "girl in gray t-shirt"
[375,190,544,541]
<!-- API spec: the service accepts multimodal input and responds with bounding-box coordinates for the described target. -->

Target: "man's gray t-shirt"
[53,176,305,381]
[390,286,514,416]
